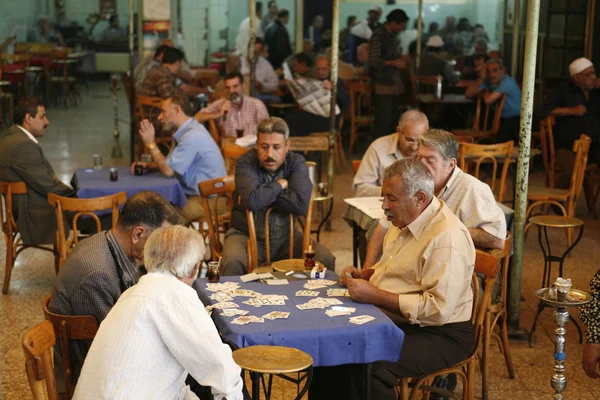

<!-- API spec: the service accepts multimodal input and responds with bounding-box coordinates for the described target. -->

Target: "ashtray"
[536,287,591,307]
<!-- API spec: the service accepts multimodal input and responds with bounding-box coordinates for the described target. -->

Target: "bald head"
[396,110,429,158]
[315,55,330,80]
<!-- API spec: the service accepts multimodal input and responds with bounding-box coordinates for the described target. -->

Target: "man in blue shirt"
[466,58,522,143]
[133,94,227,224]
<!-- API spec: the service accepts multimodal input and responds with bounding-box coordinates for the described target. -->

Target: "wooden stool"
[528,215,584,346]
[232,345,313,400]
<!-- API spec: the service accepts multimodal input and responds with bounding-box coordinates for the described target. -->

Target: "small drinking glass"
[93,154,103,170]
[207,261,220,283]
[235,128,244,138]
[109,167,118,181]
[317,182,328,197]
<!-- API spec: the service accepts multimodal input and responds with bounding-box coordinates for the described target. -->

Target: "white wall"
[0,0,45,43]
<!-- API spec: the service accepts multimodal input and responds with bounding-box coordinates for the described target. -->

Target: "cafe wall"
[0,0,46,42]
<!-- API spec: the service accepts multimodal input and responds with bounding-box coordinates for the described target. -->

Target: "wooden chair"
[413,74,439,96]
[135,94,170,159]
[42,295,98,400]
[452,91,506,142]
[481,233,515,399]
[399,250,500,400]
[194,68,219,88]
[1,181,58,294]
[348,80,373,155]
[351,160,361,174]
[526,134,591,246]
[207,118,222,147]
[221,139,250,175]
[49,50,79,108]
[47,192,127,268]
[199,175,235,262]
[309,117,347,169]
[22,320,60,400]
[246,192,315,273]
[459,141,514,203]
[121,72,134,109]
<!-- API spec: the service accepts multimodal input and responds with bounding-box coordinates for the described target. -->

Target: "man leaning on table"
[133,93,226,225]
[338,159,475,400]
[73,225,243,400]
[353,110,429,197]
[221,117,335,276]
[362,129,506,270]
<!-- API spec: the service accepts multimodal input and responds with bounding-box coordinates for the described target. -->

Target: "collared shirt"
[541,80,600,148]
[353,133,405,197]
[16,125,39,144]
[580,268,600,343]
[137,64,183,99]
[49,230,140,389]
[241,56,280,93]
[370,197,475,327]
[200,96,269,138]
[235,16,264,56]
[167,118,227,196]
[73,272,243,400]
[479,74,522,118]
[380,167,507,242]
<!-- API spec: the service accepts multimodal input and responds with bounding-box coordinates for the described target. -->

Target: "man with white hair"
[339,159,475,398]
[353,110,429,197]
[419,35,459,85]
[74,225,243,400]
[542,57,600,188]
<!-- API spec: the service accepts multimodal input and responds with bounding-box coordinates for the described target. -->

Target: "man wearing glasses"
[542,57,600,188]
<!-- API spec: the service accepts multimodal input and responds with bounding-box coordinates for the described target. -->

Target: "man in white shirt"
[235,1,264,57]
[361,129,506,270]
[338,159,475,398]
[241,37,279,95]
[74,225,243,400]
[353,110,429,197]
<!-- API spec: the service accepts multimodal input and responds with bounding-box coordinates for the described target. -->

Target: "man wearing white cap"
[542,57,600,188]
[419,35,459,85]
[348,5,382,63]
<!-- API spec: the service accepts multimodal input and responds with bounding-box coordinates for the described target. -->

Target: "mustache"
[265,157,276,162]
[384,211,395,217]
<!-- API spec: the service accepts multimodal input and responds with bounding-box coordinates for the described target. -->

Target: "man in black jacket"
[265,9,292,69]
[221,117,335,276]
[0,96,75,245]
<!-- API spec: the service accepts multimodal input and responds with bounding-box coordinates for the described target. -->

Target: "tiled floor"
[2,81,600,399]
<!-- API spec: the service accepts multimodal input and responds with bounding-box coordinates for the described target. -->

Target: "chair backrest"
[222,141,250,175]
[135,94,163,120]
[489,232,512,308]
[471,250,500,349]
[194,68,219,88]
[121,72,134,109]
[539,115,557,188]
[289,136,329,152]
[199,175,235,262]
[47,192,127,267]
[42,295,98,400]
[348,80,373,121]
[246,188,315,272]
[207,118,222,147]
[22,320,60,400]
[0,181,27,239]
[471,91,506,135]
[352,160,361,175]
[414,75,439,96]
[567,134,592,215]
[0,53,32,66]
[458,140,514,203]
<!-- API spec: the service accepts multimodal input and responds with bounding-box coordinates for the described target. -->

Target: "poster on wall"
[504,0,515,28]
[144,0,171,21]
[142,21,170,58]
[100,0,117,15]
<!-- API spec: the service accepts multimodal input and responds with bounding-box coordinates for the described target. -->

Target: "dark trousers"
[285,111,339,136]
[496,116,521,144]
[374,94,401,138]
[308,321,474,400]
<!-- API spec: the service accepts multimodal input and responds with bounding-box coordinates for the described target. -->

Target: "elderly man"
[369,9,410,138]
[339,159,475,399]
[73,225,243,400]
[196,72,269,138]
[0,96,75,246]
[362,129,506,270]
[353,110,428,197]
[285,55,350,136]
[134,94,226,224]
[466,59,522,143]
[49,191,180,391]
[542,57,600,188]
[221,117,335,276]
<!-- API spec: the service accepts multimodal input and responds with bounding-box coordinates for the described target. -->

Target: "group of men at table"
[2,57,600,398]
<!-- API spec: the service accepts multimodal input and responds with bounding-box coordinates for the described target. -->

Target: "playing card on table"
[327,288,350,297]
[233,289,255,297]
[349,315,375,325]
[221,309,250,317]
[210,293,234,302]
[325,310,352,317]
[206,301,239,311]
[331,306,356,313]
[231,316,252,325]
[296,297,331,310]
[247,316,265,323]
[303,282,328,289]
[266,279,289,285]
[295,290,319,297]
[206,282,240,292]
[262,311,290,320]
[324,298,343,305]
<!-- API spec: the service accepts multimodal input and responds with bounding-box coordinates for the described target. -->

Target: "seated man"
[221,117,335,275]
[134,44,170,90]
[353,110,429,197]
[134,94,227,225]
[137,46,185,99]
[99,15,126,42]
[285,55,351,136]
[0,96,75,245]
[419,35,459,85]
[49,191,180,390]
[73,225,243,400]
[340,159,475,399]
[542,57,600,188]
[195,72,269,138]
[466,58,522,143]
[241,38,280,95]
[363,129,505,269]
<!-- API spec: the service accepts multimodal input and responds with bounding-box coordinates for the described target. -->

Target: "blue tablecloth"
[72,167,188,209]
[193,271,405,367]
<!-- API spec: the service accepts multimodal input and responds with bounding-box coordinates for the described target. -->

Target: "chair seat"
[527,186,569,201]
[233,345,313,374]
[50,76,77,82]
[452,128,495,138]
[529,215,584,229]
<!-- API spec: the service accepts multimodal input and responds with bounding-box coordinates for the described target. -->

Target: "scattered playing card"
[221,309,250,317]
[206,301,239,311]
[349,315,375,325]
[296,297,331,310]
[233,289,255,297]
[239,273,259,283]
[331,306,356,313]
[325,310,352,317]
[262,311,290,320]
[327,289,350,297]
[206,282,240,292]
[295,290,319,297]
[266,279,289,285]
[324,298,343,305]
[210,293,234,302]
